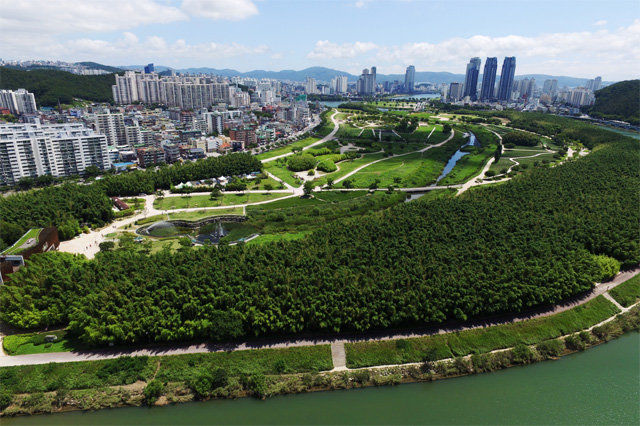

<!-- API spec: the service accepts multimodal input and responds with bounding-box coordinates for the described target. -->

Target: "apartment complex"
[0,89,37,115]
[112,71,231,109]
[357,67,377,95]
[0,123,110,185]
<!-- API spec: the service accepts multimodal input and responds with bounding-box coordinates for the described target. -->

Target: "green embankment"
[610,274,640,307]
[345,295,620,368]
[1,229,41,255]
[255,137,321,161]
[153,193,288,210]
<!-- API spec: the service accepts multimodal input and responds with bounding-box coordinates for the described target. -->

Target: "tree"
[84,165,101,178]
[326,177,335,188]
[369,179,380,190]
[99,241,115,252]
[342,179,353,189]
[179,237,192,250]
[210,188,222,200]
[263,183,273,192]
[303,180,314,197]
[442,123,452,134]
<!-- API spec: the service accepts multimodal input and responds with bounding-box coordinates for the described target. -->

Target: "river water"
[5,333,638,425]
[435,132,479,183]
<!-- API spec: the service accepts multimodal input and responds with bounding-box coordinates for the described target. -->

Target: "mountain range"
[120,65,608,88]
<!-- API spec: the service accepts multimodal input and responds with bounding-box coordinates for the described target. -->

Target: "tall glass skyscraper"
[480,57,497,102]
[497,57,516,101]
[404,65,415,93]
[463,57,481,101]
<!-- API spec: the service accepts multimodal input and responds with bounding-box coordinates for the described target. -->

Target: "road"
[261,110,340,163]
[1,266,636,367]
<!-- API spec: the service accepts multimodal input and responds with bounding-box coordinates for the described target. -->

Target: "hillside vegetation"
[1,113,637,345]
[585,79,640,125]
[0,67,115,106]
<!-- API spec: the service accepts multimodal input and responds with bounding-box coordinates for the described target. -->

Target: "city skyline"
[0,0,639,80]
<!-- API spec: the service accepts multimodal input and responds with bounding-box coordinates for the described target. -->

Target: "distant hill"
[0,67,115,107]
[75,62,123,73]
[120,64,606,87]
[584,80,640,125]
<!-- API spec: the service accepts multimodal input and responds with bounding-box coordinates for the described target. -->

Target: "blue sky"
[1,0,639,79]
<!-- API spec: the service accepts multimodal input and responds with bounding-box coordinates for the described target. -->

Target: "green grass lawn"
[168,207,244,221]
[246,231,312,245]
[344,136,463,188]
[154,193,288,210]
[438,142,498,185]
[313,153,385,186]
[255,137,321,161]
[264,161,303,187]
[1,228,41,255]
[610,274,640,307]
[135,214,167,225]
[345,295,619,368]
[0,345,333,396]
[2,330,86,355]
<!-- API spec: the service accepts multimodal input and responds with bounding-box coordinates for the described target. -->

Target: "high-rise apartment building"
[480,58,497,102]
[357,67,377,95]
[404,65,415,93]
[332,75,348,94]
[144,63,155,74]
[305,77,317,95]
[542,79,558,96]
[95,113,127,147]
[463,58,481,101]
[585,76,602,91]
[0,123,110,185]
[497,57,516,101]
[449,82,464,101]
[112,71,230,109]
[0,89,37,115]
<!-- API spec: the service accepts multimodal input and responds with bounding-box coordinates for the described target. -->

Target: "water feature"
[5,333,638,425]
[318,101,344,108]
[435,132,479,183]
[137,216,246,244]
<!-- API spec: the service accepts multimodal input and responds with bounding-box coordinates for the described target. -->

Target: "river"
[5,333,638,425]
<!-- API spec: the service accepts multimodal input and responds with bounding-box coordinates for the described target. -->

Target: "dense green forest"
[0,185,113,251]
[1,114,637,345]
[98,153,262,196]
[584,80,640,125]
[0,67,115,106]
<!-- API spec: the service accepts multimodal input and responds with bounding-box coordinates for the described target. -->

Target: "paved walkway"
[330,342,347,371]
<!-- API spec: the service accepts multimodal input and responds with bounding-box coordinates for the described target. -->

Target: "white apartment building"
[112,71,231,109]
[305,77,317,95]
[0,123,110,185]
[0,89,37,115]
[95,113,127,147]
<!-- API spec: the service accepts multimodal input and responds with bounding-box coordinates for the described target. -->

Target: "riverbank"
[2,295,638,418]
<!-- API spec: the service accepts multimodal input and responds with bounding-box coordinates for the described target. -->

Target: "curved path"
[261,110,340,163]
[334,129,456,184]
[1,266,636,367]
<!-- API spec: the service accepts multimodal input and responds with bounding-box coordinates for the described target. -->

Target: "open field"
[264,161,303,187]
[2,330,83,355]
[345,152,446,188]
[438,143,499,185]
[345,295,620,368]
[167,208,244,221]
[246,231,312,245]
[154,193,288,210]
[255,137,321,161]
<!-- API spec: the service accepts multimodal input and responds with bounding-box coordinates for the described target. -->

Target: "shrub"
[317,159,337,173]
[535,339,564,358]
[564,334,586,351]
[287,154,316,172]
[0,390,12,411]
[143,380,163,405]
[511,344,535,364]
[250,373,268,398]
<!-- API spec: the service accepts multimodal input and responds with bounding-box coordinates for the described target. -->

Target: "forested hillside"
[0,67,116,106]
[584,79,640,125]
[1,114,637,344]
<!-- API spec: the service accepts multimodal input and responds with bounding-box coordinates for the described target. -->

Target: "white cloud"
[307,40,378,59]
[307,20,640,79]
[594,20,608,26]
[181,0,258,21]
[1,32,269,67]
[0,0,187,34]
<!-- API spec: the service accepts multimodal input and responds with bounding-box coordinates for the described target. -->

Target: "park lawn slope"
[345,295,619,368]
[610,274,640,307]
[154,193,288,210]
[255,137,321,161]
